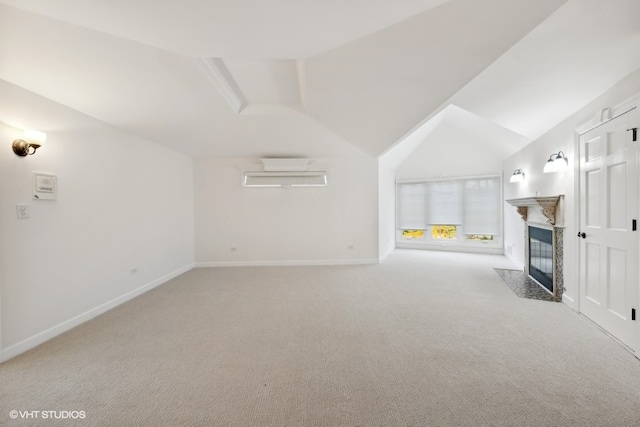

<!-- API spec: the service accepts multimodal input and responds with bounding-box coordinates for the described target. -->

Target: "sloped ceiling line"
[196,57,247,114]
[197,58,308,116]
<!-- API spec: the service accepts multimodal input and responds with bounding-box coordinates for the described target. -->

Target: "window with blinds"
[397,182,428,229]
[397,176,501,240]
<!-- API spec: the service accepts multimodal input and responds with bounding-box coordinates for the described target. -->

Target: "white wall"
[377,161,396,262]
[0,81,195,361]
[503,69,640,309]
[194,157,379,265]
[395,124,506,181]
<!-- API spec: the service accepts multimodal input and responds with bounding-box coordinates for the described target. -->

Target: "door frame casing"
[574,95,640,355]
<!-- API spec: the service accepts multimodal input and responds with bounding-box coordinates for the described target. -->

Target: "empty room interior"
[2,0,640,425]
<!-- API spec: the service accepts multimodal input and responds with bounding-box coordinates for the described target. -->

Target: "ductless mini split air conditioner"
[242,171,328,187]
[241,158,328,188]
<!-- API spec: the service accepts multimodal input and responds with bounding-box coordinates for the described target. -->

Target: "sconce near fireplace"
[12,130,47,157]
[543,151,568,173]
[509,169,525,183]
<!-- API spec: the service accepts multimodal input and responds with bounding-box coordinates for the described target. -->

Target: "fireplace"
[528,226,553,292]
[505,195,565,300]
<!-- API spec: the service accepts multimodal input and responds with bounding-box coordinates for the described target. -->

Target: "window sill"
[396,239,503,255]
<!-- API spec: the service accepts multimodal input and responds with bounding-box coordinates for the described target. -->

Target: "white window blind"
[397,176,501,235]
[397,182,427,229]
[429,180,462,225]
[463,177,500,235]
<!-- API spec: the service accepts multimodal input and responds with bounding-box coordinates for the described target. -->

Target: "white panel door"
[579,108,639,353]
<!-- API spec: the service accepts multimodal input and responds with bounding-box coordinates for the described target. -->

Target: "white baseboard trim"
[378,246,394,263]
[195,258,379,268]
[504,252,524,271]
[562,293,576,310]
[1,263,194,363]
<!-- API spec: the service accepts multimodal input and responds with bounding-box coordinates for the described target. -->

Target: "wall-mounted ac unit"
[242,158,328,188]
[242,171,328,187]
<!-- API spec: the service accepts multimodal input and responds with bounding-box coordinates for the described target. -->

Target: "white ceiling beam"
[196,57,247,114]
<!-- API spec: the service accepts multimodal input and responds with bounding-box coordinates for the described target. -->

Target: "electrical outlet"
[16,204,29,219]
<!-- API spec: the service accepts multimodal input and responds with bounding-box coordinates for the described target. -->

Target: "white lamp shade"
[23,130,47,146]
[554,156,568,170]
[510,169,525,182]
[543,159,558,173]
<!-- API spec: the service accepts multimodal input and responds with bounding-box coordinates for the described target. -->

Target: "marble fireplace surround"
[506,196,565,300]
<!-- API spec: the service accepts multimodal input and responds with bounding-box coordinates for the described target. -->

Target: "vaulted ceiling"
[1,0,639,160]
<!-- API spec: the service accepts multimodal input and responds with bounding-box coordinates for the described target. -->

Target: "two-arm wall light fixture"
[12,130,47,156]
[543,151,568,173]
[509,169,525,183]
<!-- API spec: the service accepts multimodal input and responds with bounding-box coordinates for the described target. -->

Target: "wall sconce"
[12,130,47,156]
[543,151,568,173]
[509,169,525,183]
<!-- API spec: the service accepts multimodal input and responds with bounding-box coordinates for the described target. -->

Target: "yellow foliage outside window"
[402,230,425,239]
[467,234,494,241]
[432,225,457,239]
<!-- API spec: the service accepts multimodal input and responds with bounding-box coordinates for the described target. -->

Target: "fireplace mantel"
[505,195,565,299]
[506,195,563,226]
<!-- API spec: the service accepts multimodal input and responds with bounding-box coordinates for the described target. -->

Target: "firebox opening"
[528,226,553,293]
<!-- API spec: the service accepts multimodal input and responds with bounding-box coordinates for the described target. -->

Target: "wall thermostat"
[33,172,57,200]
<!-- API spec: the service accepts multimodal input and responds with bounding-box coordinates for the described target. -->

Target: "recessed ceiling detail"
[197,57,306,116]
[2,1,639,158]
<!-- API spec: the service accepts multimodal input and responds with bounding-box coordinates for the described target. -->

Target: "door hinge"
[628,127,638,141]
[633,219,637,231]
[632,308,636,321]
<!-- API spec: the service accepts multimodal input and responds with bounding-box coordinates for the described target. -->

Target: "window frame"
[395,174,503,251]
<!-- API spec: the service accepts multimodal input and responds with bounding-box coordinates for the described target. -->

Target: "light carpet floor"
[2,250,640,426]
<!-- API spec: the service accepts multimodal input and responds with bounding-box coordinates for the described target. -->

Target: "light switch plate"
[16,204,29,219]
